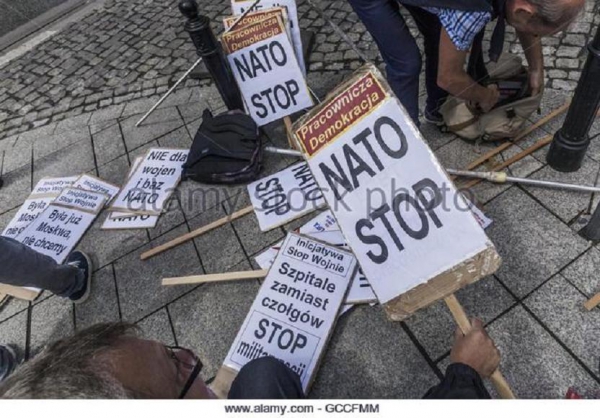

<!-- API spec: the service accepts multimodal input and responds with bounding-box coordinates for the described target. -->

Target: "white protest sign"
[109,148,188,216]
[17,188,106,264]
[101,212,159,230]
[1,195,56,239]
[248,162,325,231]
[73,174,120,206]
[293,67,493,305]
[224,232,357,390]
[231,0,305,74]
[222,15,313,126]
[31,176,78,196]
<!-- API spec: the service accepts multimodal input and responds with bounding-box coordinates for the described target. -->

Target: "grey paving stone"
[0,163,31,214]
[405,276,516,361]
[34,128,92,160]
[561,247,600,296]
[177,177,244,220]
[190,204,247,274]
[53,113,93,136]
[500,143,544,178]
[137,308,176,346]
[485,187,589,297]
[311,305,440,399]
[160,89,194,108]
[29,296,74,356]
[0,310,28,353]
[33,139,95,185]
[0,204,18,231]
[525,275,600,378]
[156,126,192,149]
[225,193,285,257]
[77,211,149,269]
[434,138,498,171]
[97,154,131,187]
[17,123,57,145]
[114,224,203,322]
[75,265,120,330]
[169,261,260,380]
[149,197,187,240]
[120,107,183,152]
[487,305,599,398]
[523,157,599,223]
[420,124,457,152]
[2,137,32,174]
[88,105,125,125]
[92,122,127,166]
[121,96,166,119]
[0,296,30,324]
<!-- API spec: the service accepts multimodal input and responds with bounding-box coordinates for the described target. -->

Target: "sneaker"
[65,251,93,305]
[423,108,445,126]
[0,345,21,382]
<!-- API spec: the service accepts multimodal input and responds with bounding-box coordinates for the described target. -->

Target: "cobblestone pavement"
[0,0,599,141]
[1,0,600,399]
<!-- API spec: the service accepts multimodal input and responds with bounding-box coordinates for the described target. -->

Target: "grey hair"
[0,323,138,399]
[527,0,585,27]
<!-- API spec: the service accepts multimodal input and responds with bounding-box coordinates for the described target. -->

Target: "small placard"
[231,0,305,74]
[222,14,312,126]
[224,232,357,391]
[1,195,56,239]
[72,174,120,206]
[109,148,188,216]
[31,176,78,196]
[248,162,325,231]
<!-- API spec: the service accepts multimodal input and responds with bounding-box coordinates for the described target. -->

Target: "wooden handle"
[444,294,516,399]
[284,116,298,151]
[460,134,552,190]
[140,205,254,260]
[162,269,269,286]
[584,292,600,311]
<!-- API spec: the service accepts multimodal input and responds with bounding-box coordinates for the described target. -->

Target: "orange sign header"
[222,15,285,54]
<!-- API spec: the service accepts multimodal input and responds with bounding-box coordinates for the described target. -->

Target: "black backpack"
[182,109,262,184]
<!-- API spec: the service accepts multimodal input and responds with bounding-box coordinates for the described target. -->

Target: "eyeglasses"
[164,346,204,399]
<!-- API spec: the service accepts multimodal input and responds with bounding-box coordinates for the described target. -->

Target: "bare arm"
[517,31,545,95]
[437,29,499,112]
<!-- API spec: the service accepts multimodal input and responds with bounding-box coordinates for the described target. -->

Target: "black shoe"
[423,108,445,126]
[0,345,21,382]
[65,251,93,304]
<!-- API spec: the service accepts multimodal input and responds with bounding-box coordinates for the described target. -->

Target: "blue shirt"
[424,7,492,51]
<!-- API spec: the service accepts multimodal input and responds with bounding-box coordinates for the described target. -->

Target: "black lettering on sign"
[355,178,444,264]
[251,80,301,120]
[234,40,289,82]
[255,177,290,216]
[319,116,408,200]
[254,318,308,354]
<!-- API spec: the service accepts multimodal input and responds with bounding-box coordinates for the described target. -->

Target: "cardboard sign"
[231,0,305,74]
[109,148,188,216]
[1,195,56,239]
[224,7,290,33]
[248,162,326,231]
[101,212,159,230]
[17,187,106,264]
[223,233,357,391]
[255,210,377,305]
[292,65,500,318]
[31,176,78,196]
[222,15,313,126]
[72,174,120,206]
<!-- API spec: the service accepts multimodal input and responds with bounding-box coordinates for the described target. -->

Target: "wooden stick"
[284,116,297,151]
[583,292,600,311]
[140,205,254,260]
[444,294,516,399]
[461,101,570,173]
[162,269,269,286]
[460,134,553,190]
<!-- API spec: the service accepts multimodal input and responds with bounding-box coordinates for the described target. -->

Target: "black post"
[179,0,244,111]
[580,202,600,240]
[546,24,600,172]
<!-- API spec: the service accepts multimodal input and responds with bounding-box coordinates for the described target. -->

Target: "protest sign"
[221,15,313,126]
[73,174,120,206]
[224,6,290,34]
[248,162,325,231]
[220,232,357,394]
[292,65,501,320]
[31,176,78,196]
[2,195,56,239]
[17,187,106,265]
[109,148,188,216]
[231,0,305,74]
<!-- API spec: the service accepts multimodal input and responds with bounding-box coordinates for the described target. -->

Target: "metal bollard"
[546,24,600,172]
[179,0,244,111]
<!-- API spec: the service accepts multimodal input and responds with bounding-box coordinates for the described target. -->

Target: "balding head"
[507,0,586,36]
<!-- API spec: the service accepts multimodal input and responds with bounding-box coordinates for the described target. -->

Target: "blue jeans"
[0,237,83,298]
[347,0,449,124]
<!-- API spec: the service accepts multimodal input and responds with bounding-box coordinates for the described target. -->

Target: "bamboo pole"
[444,294,516,399]
[583,292,600,311]
[162,269,269,286]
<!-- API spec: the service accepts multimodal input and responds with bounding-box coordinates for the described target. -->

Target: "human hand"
[529,67,545,96]
[479,85,500,113]
[450,318,500,378]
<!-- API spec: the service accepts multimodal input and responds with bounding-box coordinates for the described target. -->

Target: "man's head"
[0,323,213,399]
[506,0,586,36]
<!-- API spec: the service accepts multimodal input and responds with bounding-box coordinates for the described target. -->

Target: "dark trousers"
[347,0,448,124]
[0,237,82,297]
[228,357,305,399]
